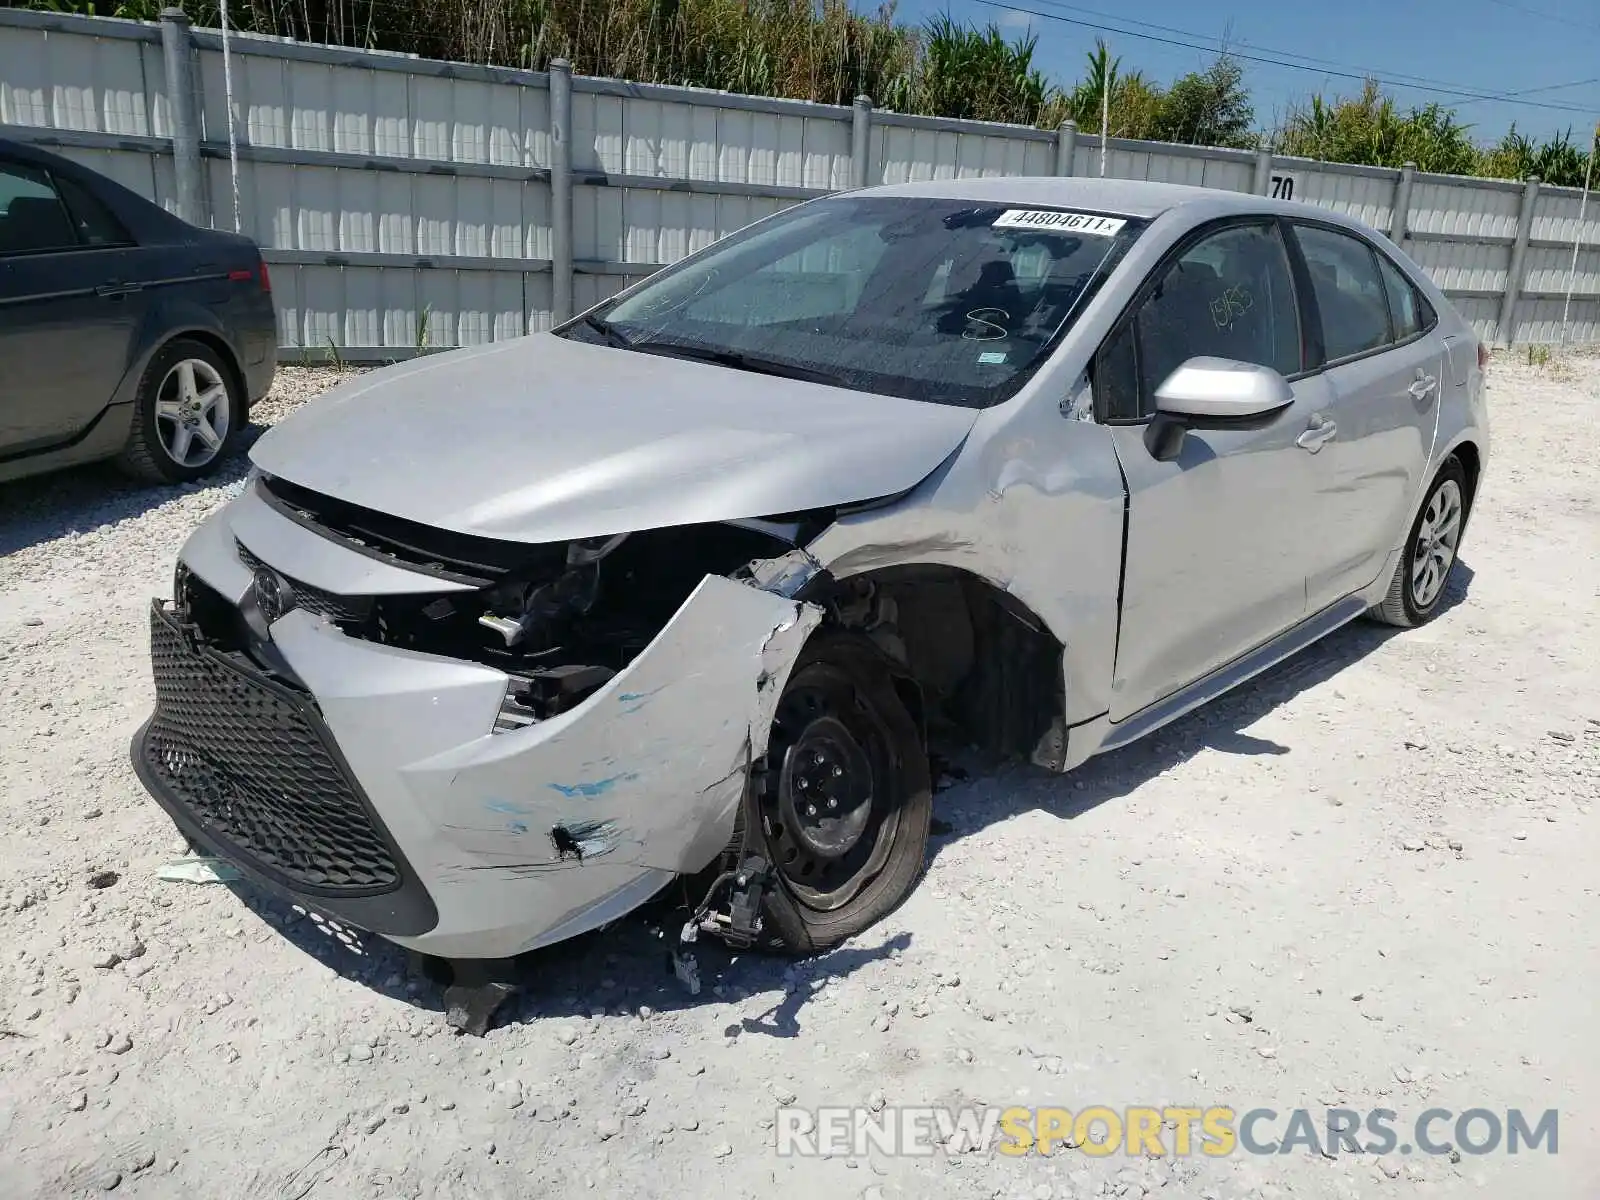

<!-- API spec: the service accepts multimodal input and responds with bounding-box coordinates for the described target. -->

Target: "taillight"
[1477,341,1490,370]
[227,260,271,293]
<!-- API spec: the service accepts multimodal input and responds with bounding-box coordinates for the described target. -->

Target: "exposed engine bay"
[243,473,825,723]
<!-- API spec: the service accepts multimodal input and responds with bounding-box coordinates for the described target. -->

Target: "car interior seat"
[936,254,1024,335]
[0,195,76,254]
[1311,260,1388,356]
[1139,259,1221,391]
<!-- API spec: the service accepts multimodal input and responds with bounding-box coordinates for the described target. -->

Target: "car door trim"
[1095,594,1367,754]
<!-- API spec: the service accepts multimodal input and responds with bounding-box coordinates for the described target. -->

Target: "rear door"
[0,157,143,455]
[1289,222,1444,611]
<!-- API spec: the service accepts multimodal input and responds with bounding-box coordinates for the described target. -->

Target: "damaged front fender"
[268,573,820,957]
[419,573,820,877]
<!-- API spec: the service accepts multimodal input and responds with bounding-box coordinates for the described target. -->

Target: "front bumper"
[131,498,820,960]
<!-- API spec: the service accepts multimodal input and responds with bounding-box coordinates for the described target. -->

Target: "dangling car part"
[131,179,1487,965]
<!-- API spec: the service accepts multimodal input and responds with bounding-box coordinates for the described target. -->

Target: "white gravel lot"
[0,357,1596,1200]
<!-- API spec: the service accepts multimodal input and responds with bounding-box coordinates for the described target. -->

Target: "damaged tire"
[756,634,931,954]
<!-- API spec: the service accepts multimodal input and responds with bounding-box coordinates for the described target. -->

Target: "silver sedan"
[131,177,1488,966]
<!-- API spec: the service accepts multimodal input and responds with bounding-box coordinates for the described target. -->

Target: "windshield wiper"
[627,340,850,388]
[578,313,632,348]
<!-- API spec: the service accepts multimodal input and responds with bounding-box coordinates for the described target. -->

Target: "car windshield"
[558,196,1145,407]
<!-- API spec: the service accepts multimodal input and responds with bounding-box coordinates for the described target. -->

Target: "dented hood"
[249,334,978,543]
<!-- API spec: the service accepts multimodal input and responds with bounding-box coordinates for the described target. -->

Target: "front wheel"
[1368,456,1469,627]
[756,634,931,954]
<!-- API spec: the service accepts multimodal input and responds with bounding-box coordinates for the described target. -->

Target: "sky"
[894,0,1600,143]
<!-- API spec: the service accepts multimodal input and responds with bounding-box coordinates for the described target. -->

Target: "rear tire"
[1368,456,1469,628]
[756,634,931,954]
[116,338,242,484]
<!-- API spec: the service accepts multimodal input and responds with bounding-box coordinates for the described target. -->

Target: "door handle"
[95,281,144,298]
[1409,371,1438,400]
[1296,414,1337,452]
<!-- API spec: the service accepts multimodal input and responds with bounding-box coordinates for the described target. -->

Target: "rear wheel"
[117,339,242,484]
[1369,456,1469,627]
[756,635,931,954]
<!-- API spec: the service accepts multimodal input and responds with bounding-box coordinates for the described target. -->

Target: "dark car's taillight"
[227,259,271,294]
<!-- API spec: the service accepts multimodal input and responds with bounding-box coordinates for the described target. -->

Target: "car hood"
[249,334,978,544]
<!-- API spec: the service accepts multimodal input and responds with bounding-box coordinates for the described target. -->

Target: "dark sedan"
[0,138,276,484]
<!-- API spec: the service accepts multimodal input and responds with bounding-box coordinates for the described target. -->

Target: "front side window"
[0,162,79,256]
[560,196,1146,408]
[1295,224,1392,361]
[1097,221,1302,421]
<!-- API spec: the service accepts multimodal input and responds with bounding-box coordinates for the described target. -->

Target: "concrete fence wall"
[3,6,1598,359]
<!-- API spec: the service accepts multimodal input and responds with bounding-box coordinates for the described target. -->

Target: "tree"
[1152,55,1254,148]
[1274,81,1479,175]
[1043,39,1162,141]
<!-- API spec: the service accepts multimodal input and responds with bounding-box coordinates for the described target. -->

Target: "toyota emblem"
[252,566,291,624]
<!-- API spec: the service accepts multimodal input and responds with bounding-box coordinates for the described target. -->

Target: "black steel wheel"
[756,634,931,953]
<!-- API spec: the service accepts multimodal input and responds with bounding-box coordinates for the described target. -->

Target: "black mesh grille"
[141,603,400,894]
[236,541,373,625]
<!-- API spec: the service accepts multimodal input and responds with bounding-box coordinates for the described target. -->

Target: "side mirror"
[1145,357,1295,462]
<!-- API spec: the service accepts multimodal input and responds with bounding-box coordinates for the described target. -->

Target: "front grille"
[236,541,373,625]
[140,602,400,894]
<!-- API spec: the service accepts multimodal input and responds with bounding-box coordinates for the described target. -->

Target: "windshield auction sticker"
[992,209,1127,236]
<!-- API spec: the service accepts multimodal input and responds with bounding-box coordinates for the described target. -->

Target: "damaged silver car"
[132,178,1489,964]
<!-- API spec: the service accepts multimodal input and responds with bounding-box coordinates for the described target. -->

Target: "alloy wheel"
[155,358,231,469]
[1412,478,1463,609]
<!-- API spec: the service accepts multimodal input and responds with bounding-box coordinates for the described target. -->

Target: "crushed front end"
[131,472,822,960]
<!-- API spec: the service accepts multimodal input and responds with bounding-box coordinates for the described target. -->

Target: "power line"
[1007,0,1596,106]
[1476,0,1600,36]
[979,0,1599,114]
[1453,75,1600,109]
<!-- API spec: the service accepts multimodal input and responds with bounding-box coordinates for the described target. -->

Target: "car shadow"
[0,426,271,559]
[929,560,1477,846]
[215,870,908,1039]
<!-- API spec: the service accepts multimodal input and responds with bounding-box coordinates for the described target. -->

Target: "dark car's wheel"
[1368,456,1470,628]
[756,634,931,954]
[117,338,242,484]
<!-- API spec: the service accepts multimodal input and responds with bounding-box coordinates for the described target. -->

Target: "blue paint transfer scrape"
[548,773,639,798]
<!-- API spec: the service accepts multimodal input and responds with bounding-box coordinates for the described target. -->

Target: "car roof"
[0,136,233,245]
[0,137,74,168]
[853,175,1367,232]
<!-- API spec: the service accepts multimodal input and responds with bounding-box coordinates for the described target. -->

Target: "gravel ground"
[1,358,1596,1199]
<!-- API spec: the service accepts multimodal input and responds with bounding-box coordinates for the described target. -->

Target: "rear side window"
[0,162,77,255]
[1096,221,1302,421]
[54,173,132,248]
[1294,224,1392,361]
[1376,253,1422,341]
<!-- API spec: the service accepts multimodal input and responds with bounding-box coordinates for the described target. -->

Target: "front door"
[1096,219,1325,721]
[1290,223,1444,610]
[0,157,141,456]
